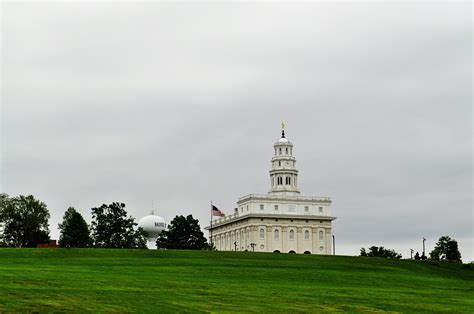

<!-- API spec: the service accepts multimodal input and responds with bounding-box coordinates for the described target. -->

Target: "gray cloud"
[2,2,472,260]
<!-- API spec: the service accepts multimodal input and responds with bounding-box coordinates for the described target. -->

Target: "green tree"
[156,214,208,250]
[0,194,8,247]
[0,194,50,247]
[429,236,462,262]
[360,246,402,259]
[91,202,147,248]
[58,207,91,248]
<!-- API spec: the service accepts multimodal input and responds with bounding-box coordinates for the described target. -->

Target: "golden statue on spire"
[281,122,285,130]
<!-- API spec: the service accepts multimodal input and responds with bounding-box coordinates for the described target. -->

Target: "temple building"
[206,125,336,254]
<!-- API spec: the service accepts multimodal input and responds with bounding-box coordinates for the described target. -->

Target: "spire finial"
[281,122,285,138]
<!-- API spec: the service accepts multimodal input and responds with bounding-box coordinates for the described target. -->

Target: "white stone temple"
[206,124,336,254]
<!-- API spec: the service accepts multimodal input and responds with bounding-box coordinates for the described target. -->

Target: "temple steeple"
[268,123,300,195]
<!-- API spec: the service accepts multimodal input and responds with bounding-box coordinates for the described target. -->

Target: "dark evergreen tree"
[0,194,50,247]
[58,207,91,247]
[90,202,147,249]
[429,235,462,262]
[359,246,402,259]
[414,252,420,260]
[156,214,208,250]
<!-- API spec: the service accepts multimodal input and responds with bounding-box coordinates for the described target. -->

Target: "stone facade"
[206,126,336,254]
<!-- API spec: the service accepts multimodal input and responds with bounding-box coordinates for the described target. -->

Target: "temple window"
[304,230,310,240]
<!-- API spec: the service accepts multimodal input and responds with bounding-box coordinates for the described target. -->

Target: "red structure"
[36,240,57,248]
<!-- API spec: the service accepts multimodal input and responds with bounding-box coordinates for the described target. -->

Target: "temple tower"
[269,123,300,196]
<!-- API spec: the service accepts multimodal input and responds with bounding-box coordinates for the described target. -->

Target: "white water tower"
[137,212,166,249]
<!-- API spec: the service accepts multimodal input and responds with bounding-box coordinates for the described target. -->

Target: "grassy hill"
[0,249,472,313]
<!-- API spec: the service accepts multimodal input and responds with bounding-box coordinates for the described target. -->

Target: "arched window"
[260,228,265,239]
[274,229,279,239]
[319,230,324,240]
[289,229,295,240]
[285,147,288,154]
[304,230,310,240]
[278,161,281,167]
[279,148,282,155]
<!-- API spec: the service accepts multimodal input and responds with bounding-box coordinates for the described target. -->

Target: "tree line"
[0,194,208,250]
[0,193,464,260]
[359,236,462,263]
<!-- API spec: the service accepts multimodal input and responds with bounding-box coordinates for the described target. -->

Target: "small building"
[206,126,336,254]
[37,240,57,248]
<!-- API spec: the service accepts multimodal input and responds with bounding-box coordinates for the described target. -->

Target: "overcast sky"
[1,2,472,260]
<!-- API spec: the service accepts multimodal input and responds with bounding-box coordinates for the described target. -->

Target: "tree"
[0,194,50,247]
[58,207,91,248]
[0,194,8,247]
[156,214,208,250]
[360,246,402,259]
[414,252,420,260]
[429,236,462,262]
[90,202,147,249]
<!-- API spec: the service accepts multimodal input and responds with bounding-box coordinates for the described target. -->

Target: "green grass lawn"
[0,249,472,313]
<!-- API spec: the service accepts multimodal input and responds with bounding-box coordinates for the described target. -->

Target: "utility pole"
[410,249,414,259]
[422,238,426,256]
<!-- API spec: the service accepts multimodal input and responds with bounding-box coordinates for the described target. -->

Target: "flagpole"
[210,200,213,249]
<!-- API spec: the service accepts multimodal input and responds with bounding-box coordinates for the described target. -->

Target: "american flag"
[212,205,225,217]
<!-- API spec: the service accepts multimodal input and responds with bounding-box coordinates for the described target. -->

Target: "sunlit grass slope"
[0,249,472,312]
